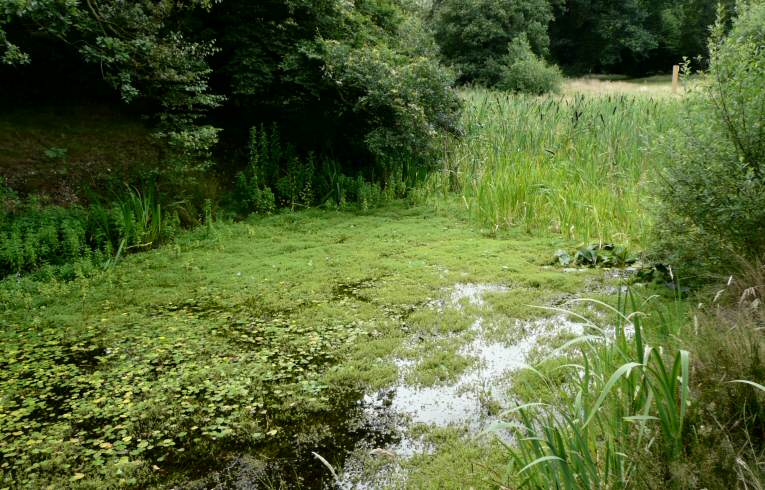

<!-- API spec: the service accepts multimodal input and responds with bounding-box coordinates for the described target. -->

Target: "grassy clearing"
[432,89,679,246]
[0,202,602,488]
[562,75,683,96]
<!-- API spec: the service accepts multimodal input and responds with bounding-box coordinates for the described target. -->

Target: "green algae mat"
[0,203,623,488]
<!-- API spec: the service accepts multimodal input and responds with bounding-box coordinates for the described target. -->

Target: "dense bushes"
[321,40,461,164]
[0,1,223,174]
[654,2,765,274]
[233,125,411,216]
[210,0,461,177]
[3,1,460,184]
[0,201,91,276]
[431,0,555,86]
[497,35,563,94]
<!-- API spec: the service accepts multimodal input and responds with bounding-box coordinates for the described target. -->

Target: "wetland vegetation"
[2,1,765,488]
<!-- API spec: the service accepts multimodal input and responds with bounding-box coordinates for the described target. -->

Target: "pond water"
[337,284,585,488]
[194,283,587,489]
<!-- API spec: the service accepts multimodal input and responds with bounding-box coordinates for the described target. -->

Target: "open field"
[563,75,684,96]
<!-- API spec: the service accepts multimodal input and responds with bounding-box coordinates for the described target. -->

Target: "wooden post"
[672,65,680,94]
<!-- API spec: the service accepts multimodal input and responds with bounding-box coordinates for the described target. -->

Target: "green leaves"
[654,2,765,274]
[553,244,638,268]
[1,1,222,172]
[0,287,363,487]
[432,0,555,86]
[498,291,694,488]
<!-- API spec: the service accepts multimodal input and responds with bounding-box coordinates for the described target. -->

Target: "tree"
[207,0,461,174]
[653,1,765,273]
[431,0,555,85]
[549,0,736,74]
[549,0,659,73]
[1,1,223,173]
[1,1,460,190]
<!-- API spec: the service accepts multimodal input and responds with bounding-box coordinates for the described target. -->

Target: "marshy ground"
[1,201,631,488]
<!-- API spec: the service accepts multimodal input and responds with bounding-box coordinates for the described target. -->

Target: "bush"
[212,0,461,177]
[232,125,413,216]
[321,40,461,167]
[0,201,90,276]
[497,35,562,94]
[653,2,765,275]
[431,0,554,86]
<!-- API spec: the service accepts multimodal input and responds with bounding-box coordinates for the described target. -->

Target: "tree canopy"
[431,0,555,85]
[1,0,460,179]
[0,0,737,181]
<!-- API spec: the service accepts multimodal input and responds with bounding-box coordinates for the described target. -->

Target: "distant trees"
[549,0,736,73]
[430,0,556,85]
[427,0,736,77]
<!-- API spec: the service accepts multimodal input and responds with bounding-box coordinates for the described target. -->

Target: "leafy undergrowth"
[0,104,158,203]
[0,203,599,488]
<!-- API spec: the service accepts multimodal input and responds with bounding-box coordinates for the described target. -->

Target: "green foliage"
[549,0,736,74]
[322,39,461,164]
[212,0,460,174]
[497,293,692,488]
[497,35,563,94]
[0,182,174,277]
[653,2,765,274]
[678,306,765,488]
[553,244,638,268]
[0,198,91,276]
[234,127,278,215]
[90,185,175,253]
[233,124,412,215]
[431,0,554,85]
[1,1,223,173]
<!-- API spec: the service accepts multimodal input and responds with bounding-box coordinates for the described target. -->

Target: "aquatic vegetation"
[0,204,599,488]
[434,90,679,246]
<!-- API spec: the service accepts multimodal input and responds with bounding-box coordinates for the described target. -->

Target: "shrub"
[431,0,554,86]
[653,2,765,274]
[212,0,461,177]
[0,201,90,276]
[497,35,562,94]
[321,40,462,168]
[233,126,278,215]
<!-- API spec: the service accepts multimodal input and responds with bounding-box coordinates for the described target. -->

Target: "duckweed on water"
[1,203,605,488]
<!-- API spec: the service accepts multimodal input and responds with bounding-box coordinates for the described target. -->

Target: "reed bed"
[438,89,680,246]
